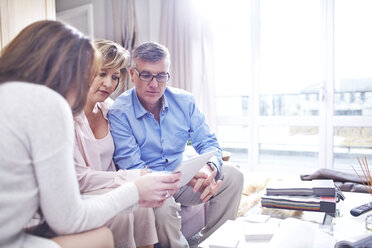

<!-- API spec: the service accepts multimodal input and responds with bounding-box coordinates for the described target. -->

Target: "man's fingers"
[200,179,222,202]
[193,171,208,180]
[201,194,213,203]
[193,178,204,193]
[210,180,222,195]
[205,170,217,184]
[200,185,211,200]
[200,188,214,202]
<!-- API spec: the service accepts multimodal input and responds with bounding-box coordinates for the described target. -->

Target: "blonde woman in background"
[73,39,159,248]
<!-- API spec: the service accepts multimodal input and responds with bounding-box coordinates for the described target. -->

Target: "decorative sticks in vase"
[352,156,372,194]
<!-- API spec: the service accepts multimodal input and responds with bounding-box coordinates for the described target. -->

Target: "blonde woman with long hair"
[73,39,160,248]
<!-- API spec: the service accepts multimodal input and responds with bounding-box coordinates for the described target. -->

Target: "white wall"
[56,0,106,39]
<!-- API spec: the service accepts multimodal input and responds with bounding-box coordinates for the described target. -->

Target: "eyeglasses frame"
[133,67,170,84]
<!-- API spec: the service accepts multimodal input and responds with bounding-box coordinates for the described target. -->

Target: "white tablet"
[173,149,217,187]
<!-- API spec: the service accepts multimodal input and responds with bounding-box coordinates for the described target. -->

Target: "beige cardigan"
[74,98,141,193]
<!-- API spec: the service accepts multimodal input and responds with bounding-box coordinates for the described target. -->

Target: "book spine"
[261,203,321,212]
[261,197,336,213]
[266,189,335,197]
[319,197,336,212]
[266,191,313,196]
[313,188,336,197]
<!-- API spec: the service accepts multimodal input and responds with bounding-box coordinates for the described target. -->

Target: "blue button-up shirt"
[108,86,222,172]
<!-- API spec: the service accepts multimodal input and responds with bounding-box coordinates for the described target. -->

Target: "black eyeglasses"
[133,67,170,84]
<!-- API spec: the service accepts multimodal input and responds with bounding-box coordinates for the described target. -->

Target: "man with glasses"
[108,42,243,247]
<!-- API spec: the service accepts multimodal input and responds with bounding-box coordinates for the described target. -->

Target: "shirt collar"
[133,89,148,119]
[162,93,169,113]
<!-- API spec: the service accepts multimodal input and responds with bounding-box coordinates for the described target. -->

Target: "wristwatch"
[206,161,217,171]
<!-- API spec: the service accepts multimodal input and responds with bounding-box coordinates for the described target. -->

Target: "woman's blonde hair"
[0,20,100,115]
[94,39,130,93]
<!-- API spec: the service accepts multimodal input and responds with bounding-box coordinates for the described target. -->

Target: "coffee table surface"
[199,192,372,248]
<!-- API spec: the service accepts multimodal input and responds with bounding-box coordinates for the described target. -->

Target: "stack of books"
[261,179,337,213]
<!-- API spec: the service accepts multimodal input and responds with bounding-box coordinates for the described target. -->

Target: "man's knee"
[154,198,187,247]
[220,165,244,193]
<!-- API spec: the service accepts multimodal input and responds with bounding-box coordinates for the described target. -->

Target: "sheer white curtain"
[105,0,137,96]
[105,0,137,50]
[159,0,217,132]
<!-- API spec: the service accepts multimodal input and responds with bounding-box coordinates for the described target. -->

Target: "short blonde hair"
[94,39,130,92]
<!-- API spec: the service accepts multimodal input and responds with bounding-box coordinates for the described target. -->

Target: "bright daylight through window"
[196,0,372,172]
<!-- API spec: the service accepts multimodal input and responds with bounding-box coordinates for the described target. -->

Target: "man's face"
[130,59,169,109]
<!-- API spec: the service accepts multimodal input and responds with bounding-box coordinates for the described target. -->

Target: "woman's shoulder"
[0,82,74,149]
[2,81,60,96]
[1,81,72,121]
[2,82,67,105]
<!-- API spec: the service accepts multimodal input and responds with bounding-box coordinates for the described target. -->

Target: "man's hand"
[187,165,222,202]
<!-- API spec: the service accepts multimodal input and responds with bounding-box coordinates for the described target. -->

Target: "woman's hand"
[134,172,181,208]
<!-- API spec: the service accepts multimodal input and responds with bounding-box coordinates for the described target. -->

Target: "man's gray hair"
[131,42,170,67]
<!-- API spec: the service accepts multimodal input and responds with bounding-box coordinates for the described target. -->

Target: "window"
[203,0,372,172]
[333,0,372,170]
[211,0,252,165]
[258,0,322,169]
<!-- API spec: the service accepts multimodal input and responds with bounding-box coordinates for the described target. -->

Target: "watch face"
[207,161,216,171]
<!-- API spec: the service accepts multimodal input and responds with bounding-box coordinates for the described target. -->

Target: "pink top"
[96,132,115,171]
[74,98,140,193]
